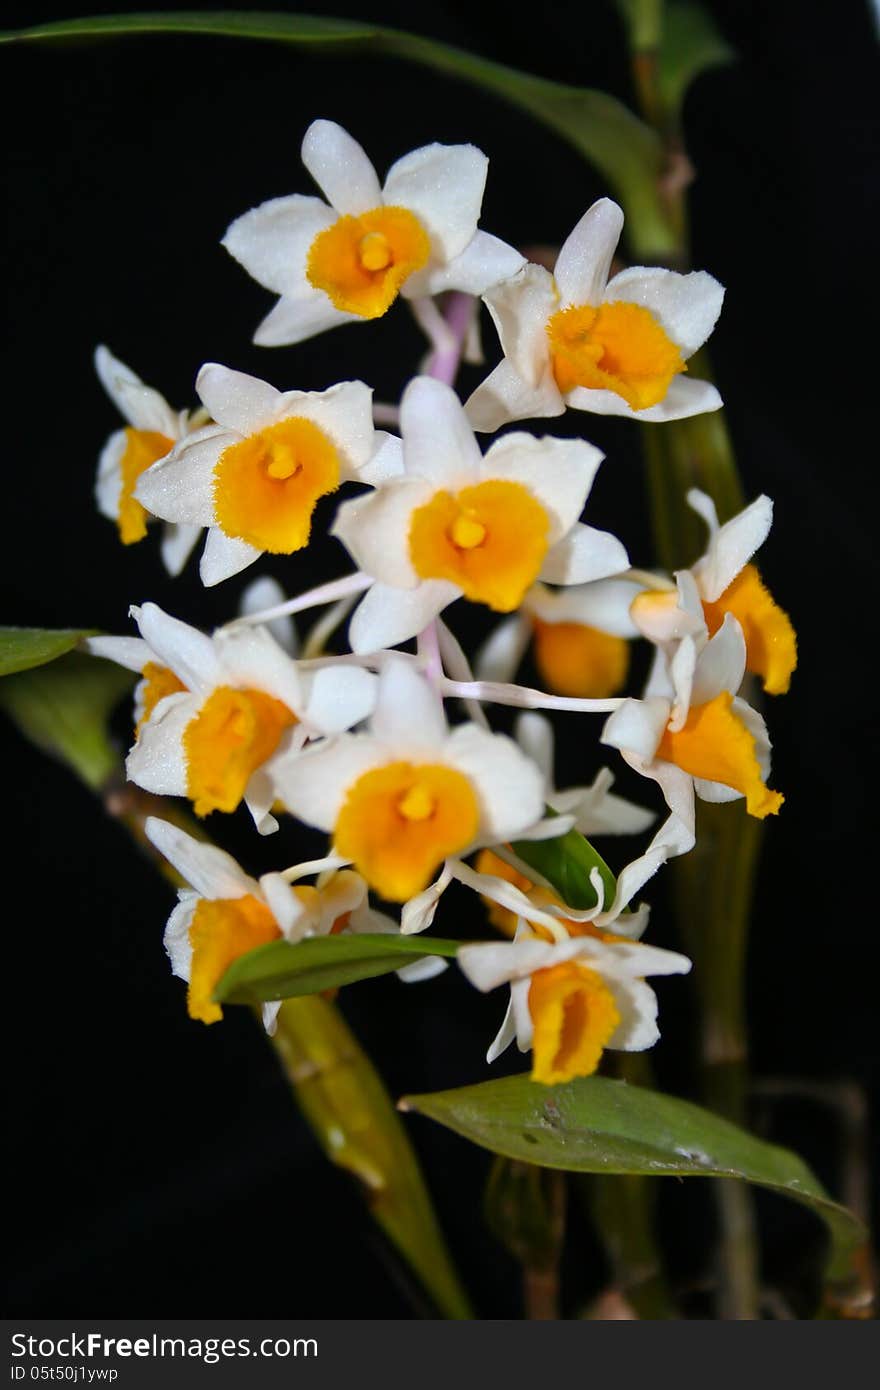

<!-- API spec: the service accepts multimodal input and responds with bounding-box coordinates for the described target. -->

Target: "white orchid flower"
[222,118,525,347]
[135,363,399,587]
[145,816,309,1028]
[271,657,548,904]
[476,575,645,698]
[90,602,378,833]
[630,490,797,696]
[601,614,783,878]
[332,376,629,653]
[94,345,203,575]
[466,198,724,431]
[459,925,691,1084]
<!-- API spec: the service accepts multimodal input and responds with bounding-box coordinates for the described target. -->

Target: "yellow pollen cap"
[359,231,393,272]
[450,513,487,550]
[265,442,300,481]
[398,783,436,821]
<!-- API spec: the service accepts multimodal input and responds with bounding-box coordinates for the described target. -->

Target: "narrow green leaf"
[512,821,617,912]
[0,651,133,790]
[272,995,472,1318]
[402,1073,873,1313]
[216,932,461,1005]
[0,626,97,676]
[0,11,678,259]
[658,3,734,122]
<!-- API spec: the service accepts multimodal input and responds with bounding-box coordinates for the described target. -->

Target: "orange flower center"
[117,428,174,544]
[528,960,620,1083]
[187,894,280,1024]
[307,205,430,318]
[532,619,630,698]
[213,416,340,553]
[409,480,550,612]
[547,301,685,411]
[184,685,296,817]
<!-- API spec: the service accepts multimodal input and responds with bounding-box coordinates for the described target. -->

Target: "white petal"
[259,872,310,938]
[405,231,525,299]
[693,494,773,602]
[94,346,177,435]
[445,724,545,842]
[667,635,697,732]
[397,955,449,984]
[598,802,694,922]
[126,692,192,795]
[213,624,302,710]
[95,429,125,521]
[486,994,517,1063]
[572,774,656,838]
[482,432,604,540]
[514,711,554,788]
[145,816,257,899]
[164,893,196,981]
[273,734,386,830]
[554,199,624,306]
[482,262,557,387]
[195,363,280,435]
[348,579,459,654]
[525,577,642,637]
[357,431,405,487]
[690,613,747,705]
[301,119,382,215]
[465,358,563,433]
[159,523,201,577]
[474,614,531,683]
[238,576,297,654]
[458,938,558,992]
[605,266,725,358]
[400,863,453,936]
[601,696,670,762]
[134,426,226,525]
[253,292,359,347]
[607,977,660,1051]
[383,142,487,261]
[399,376,483,484]
[200,528,261,587]
[133,603,222,691]
[566,374,723,421]
[540,524,630,585]
[221,193,335,296]
[371,657,448,751]
[84,635,152,673]
[331,478,431,587]
[277,379,376,473]
[302,665,378,733]
[244,767,281,836]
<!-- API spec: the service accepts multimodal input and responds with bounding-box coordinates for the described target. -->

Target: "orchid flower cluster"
[89,119,796,1088]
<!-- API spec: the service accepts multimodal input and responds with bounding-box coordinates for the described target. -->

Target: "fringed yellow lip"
[529,960,620,1083]
[307,205,430,318]
[547,300,685,411]
[187,895,280,1024]
[533,618,630,699]
[335,760,480,902]
[657,690,783,818]
[409,480,550,612]
[118,427,174,543]
[213,416,341,553]
[184,686,296,818]
[702,564,797,695]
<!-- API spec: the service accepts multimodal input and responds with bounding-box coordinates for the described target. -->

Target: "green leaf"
[402,1073,873,1313]
[0,650,133,790]
[658,3,734,122]
[215,932,461,1005]
[512,821,617,912]
[272,995,472,1318]
[0,11,678,260]
[0,626,97,677]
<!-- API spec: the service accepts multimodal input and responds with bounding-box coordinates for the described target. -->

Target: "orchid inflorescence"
[90,118,796,1088]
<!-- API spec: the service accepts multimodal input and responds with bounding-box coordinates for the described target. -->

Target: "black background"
[2,0,878,1317]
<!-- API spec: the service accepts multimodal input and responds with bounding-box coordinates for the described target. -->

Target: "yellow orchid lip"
[184,685,296,818]
[335,760,480,902]
[409,479,550,612]
[117,427,174,543]
[532,618,629,699]
[529,959,620,1083]
[547,300,685,411]
[188,894,280,1024]
[656,690,783,819]
[307,205,430,318]
[702,564,797,696]
[213,416,341,553]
